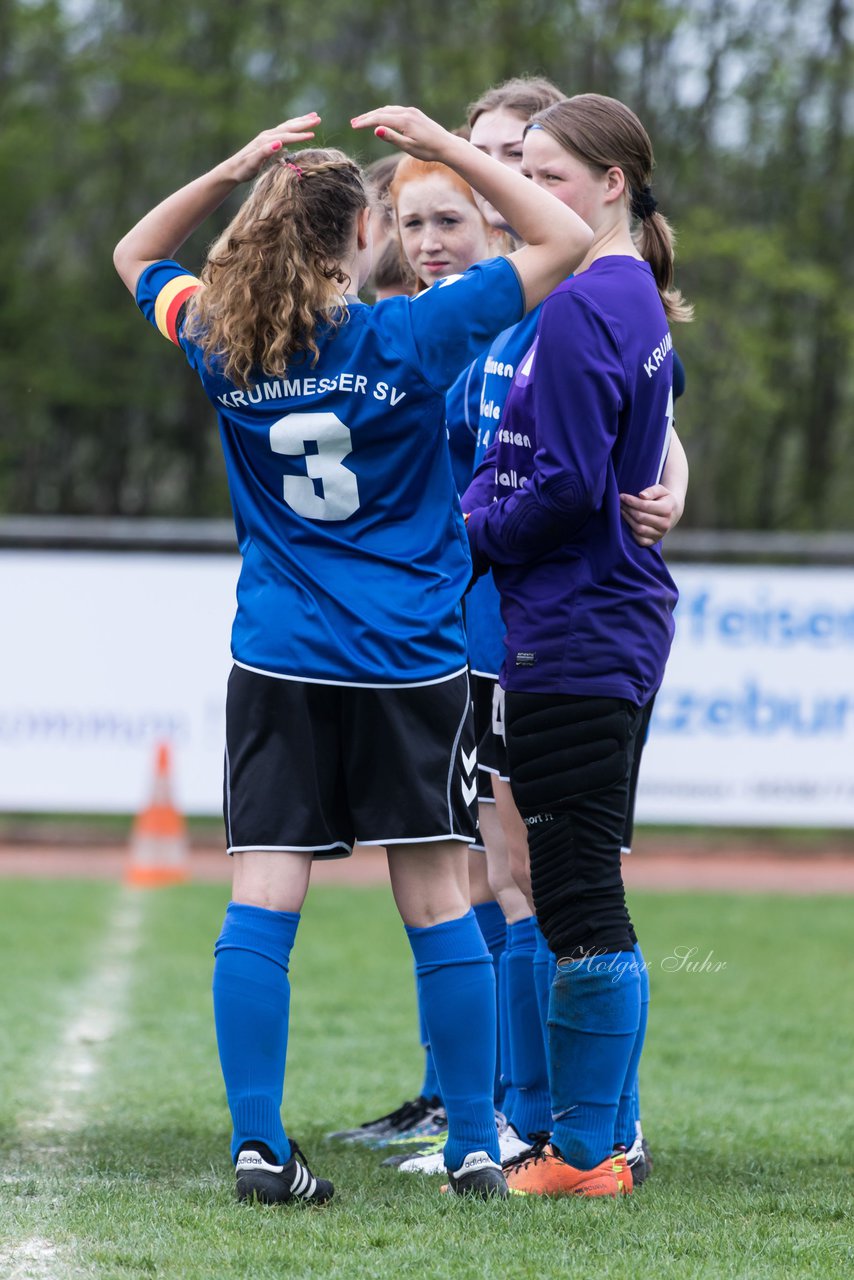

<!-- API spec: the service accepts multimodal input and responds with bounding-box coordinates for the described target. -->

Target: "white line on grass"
[0,1236,88,1280]
[30,887,148,1136]
[6,888,149,1279]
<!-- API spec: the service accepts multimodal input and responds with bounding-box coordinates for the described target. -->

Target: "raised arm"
[619,429,689,548]
[351,106,592,310]
[113,115,321,293]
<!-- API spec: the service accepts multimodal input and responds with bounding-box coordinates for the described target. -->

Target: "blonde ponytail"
[185,149,368,387]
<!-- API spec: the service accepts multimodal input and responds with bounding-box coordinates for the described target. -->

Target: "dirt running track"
[1,837,853,893]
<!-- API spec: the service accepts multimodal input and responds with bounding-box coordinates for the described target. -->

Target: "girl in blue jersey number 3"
[113,108,592,1203]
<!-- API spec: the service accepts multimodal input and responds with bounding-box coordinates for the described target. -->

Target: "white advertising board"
[638,565,854,826]
[0,552,237,814]
[1,553,853,825]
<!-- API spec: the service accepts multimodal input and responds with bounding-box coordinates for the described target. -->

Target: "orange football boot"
[610,1146,635,1195]
[503,1138,631,1198]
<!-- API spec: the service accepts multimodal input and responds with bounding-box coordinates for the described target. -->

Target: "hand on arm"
[350,106,592,310]
[619,429,688,547]
[113,114,321,293]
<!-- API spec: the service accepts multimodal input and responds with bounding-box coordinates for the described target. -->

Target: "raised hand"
[353,104,593,313]
[220,113,321,183]
[114,113,321,292]
[350,106,459,163]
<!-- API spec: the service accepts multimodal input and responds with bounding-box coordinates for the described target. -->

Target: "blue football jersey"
[445,352,486,496]
[136,257,524,684]
[457,309,541,677]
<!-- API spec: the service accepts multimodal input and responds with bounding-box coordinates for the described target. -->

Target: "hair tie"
[282,159,303,180]
[631,184,658,221]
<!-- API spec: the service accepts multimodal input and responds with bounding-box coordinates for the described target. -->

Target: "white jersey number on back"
[270,411,360,521]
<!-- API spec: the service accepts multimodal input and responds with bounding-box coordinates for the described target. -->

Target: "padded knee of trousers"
[507,699,630,815]
[526,811,634,957]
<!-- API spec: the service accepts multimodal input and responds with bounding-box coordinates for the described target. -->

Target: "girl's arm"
[351,106,592,310]
[619,429,689,548]
[113,115,321,293]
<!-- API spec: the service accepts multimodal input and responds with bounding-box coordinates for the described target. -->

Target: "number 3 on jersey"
[270,411,360,520]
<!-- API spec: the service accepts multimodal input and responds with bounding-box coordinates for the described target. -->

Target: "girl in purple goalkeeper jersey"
[454,80,688,1185]
[464,75,686,976]
[463,93,693,1197]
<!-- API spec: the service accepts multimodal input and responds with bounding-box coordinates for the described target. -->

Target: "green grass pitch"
[0,877,851,1279]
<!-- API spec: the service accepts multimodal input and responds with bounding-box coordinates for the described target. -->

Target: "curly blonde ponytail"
[185,149,368,387]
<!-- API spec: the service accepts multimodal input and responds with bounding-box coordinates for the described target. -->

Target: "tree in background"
[0,0,851,528]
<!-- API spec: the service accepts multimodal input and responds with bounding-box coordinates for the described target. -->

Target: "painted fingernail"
[375,127,386,138]
[271,141,283,151]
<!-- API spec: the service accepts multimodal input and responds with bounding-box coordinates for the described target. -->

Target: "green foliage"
[0,880,851,1278]
[1,0,853,526]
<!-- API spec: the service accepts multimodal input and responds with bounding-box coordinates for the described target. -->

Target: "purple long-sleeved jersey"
[463,256,678,704]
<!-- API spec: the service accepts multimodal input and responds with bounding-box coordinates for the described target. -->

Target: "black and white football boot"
[443,1150,508,1198]
[235,1141,334,1205]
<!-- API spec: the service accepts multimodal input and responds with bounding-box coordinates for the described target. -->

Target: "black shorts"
[505,692,651,954]
[224,665,478,857]
[471,673,510,800]
[506,692,650,838]
[622,694,655,853]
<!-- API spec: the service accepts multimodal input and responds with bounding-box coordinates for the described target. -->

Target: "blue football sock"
[549,949,641,1170]
[615,942,650,1147]
[419,1043,442,1104]
[416,966,442,1102]
[533,921,552,1054]
[212,901,299,1165]
[505,916,552,1139]
[406,910,499,1170]
[473,900,507,1108]
[497,947,518,1120]
[473,899,507,958]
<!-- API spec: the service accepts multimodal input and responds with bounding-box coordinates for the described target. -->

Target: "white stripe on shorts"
[233,659,468,690]
[445,669,471,833]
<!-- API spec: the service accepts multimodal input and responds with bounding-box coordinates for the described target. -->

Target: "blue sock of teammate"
[549,950,641,1170]
[533,921,552,1054]
[473,899,507,1109]
[406,909,499,1170]
[212,901,299,1164]
[416,970,442,1102]
[505,916,552,1140]
[419,1046,442,1104]
[497,947,518,1120]
[615,941,650,1148]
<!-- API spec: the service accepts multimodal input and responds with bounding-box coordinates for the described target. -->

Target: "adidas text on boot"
[235,1143,334,1206]
[443,1150,508,1198]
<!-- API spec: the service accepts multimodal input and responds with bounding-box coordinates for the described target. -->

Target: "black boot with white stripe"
[235,1141,334,1205]
[444,1150,508,1198]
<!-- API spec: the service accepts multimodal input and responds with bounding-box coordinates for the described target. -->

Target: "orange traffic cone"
[125,741,190,886]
